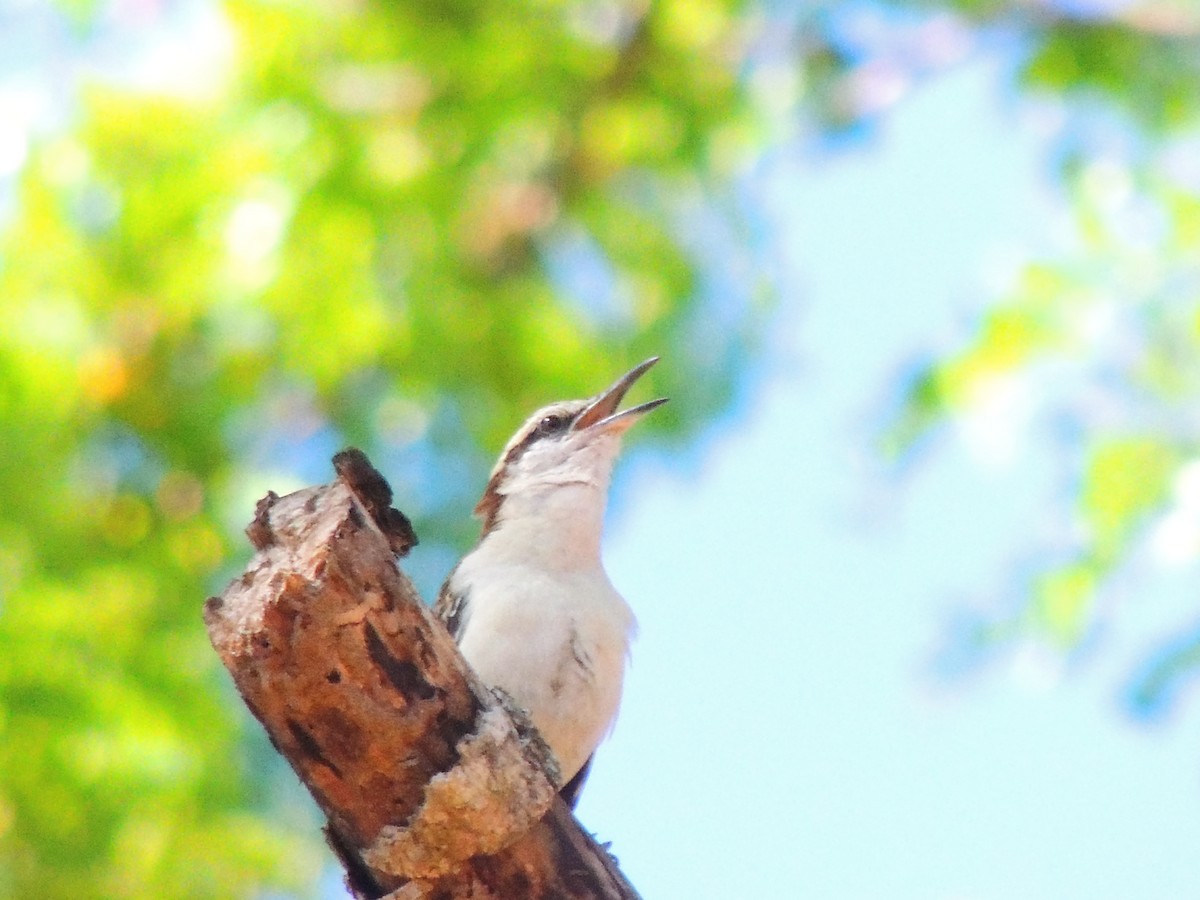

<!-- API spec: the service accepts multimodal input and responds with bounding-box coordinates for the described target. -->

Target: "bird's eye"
[535,414,569,437]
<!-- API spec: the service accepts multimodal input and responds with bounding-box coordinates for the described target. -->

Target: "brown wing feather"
[434,575,470,641]
[558,754,593,809]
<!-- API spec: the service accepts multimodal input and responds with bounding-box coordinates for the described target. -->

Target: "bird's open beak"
[573,357,669,435]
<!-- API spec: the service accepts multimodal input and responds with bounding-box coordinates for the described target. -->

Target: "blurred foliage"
[880,3,1200,702]
[0,0,763,895]
[5,0,1200,895]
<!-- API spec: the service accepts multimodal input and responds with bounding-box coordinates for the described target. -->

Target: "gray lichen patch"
[363,705,559,880]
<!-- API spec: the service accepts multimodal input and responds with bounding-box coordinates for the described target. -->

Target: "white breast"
[451,557,636,784]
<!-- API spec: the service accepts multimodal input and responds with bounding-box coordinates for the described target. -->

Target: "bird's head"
[474,357,667,533]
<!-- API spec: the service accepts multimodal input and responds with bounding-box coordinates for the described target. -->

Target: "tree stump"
[203,449,640,899]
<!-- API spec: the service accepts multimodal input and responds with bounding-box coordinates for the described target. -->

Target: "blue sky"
[575,54,1200,899]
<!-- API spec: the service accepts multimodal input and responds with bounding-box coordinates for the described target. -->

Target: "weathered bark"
[203,449,640,899]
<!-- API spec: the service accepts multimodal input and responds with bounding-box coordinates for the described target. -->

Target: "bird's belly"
[456,582,630,784]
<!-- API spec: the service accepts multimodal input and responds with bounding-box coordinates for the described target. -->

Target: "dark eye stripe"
[499,412,574,472]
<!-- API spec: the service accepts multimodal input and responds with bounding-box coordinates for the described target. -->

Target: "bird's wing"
[433,576,469,640]
[558,754,593,809]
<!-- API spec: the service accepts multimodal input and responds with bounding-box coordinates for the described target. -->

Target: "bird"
[435,357,667,808]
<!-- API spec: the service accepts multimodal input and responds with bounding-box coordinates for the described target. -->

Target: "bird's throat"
[483,482,608,570]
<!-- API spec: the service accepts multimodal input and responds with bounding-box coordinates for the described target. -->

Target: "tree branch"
[203,449,640,899]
